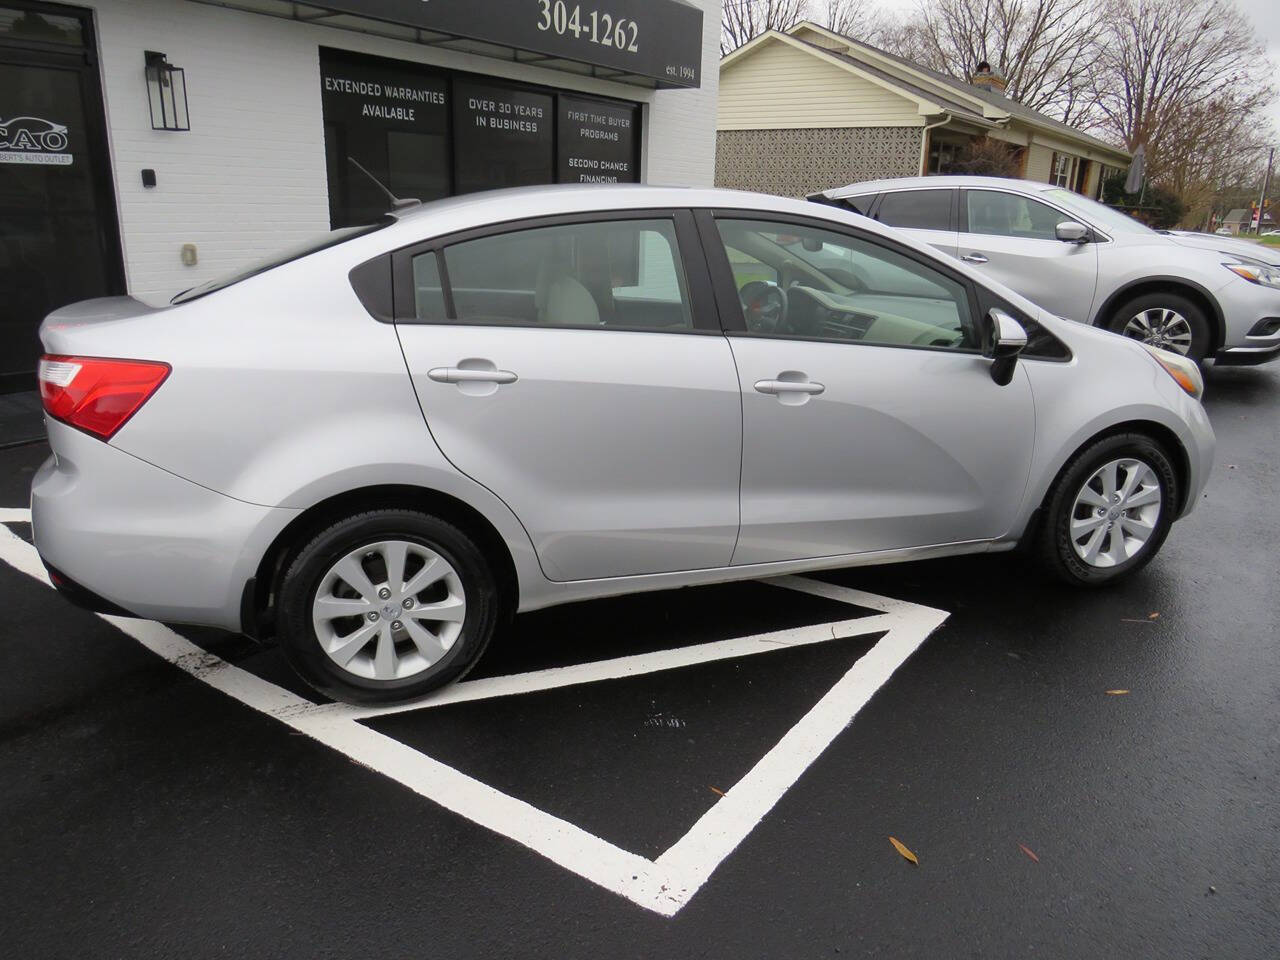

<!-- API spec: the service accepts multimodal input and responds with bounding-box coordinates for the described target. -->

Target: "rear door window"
[876,190,953,230]
[422,218,694,330]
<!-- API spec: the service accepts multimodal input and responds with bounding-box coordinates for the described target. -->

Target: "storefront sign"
[299,0,702,87]
[319,49,453,225]
[557,95,637,183]
[320,48,644,226]
[0,116,73,165]
[454,79,554,194]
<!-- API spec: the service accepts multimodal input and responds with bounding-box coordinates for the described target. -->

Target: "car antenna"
[347,157,421,211]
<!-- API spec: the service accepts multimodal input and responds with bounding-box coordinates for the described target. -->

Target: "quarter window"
[876,190,952,230]
[966,190,1065,240]
[413,219,693,329]
[716,218,976,351]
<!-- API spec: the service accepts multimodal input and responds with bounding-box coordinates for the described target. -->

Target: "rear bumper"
[31,420,299,631]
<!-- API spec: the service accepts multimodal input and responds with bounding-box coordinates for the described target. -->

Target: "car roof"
[814,175,1061,199]
[370,182,903,248]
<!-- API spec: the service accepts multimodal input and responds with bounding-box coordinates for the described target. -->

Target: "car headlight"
[1224,260,1280,289]
[1141,343,1204,400]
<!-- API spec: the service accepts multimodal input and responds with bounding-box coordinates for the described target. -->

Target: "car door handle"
[754,379,825,396]
[961,252,989,264]
[427,367,518,384]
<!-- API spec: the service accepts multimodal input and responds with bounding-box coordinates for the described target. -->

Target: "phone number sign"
[298,0,703,88]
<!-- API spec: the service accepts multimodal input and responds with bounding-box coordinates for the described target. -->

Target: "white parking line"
[0,512,948,916]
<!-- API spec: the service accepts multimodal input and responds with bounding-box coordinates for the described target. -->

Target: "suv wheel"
[1037,433,1179,585]
[276,509,502,704]
[1107,291,1210,362]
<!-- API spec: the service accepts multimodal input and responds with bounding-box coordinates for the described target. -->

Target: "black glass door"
[0,2,122,392]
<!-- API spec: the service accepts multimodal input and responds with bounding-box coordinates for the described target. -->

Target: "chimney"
[970,61,1006,92]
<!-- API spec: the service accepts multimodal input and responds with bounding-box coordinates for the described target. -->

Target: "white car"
[811,177,1280,365]
[33,185,1215,703]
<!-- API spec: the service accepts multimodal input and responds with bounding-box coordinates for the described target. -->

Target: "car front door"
[957,188,1100,322]
[394,212,742,581]
[703,213,1035,565]
[872,188,959,257]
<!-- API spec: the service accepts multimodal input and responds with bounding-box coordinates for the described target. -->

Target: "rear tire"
[1036,433,1179,586]
[276,509,501,704]
[1106,291,1210,362]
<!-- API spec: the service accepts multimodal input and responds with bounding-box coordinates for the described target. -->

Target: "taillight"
[38,355,171,440]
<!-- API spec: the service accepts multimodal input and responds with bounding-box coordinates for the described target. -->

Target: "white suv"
[810,176,1280,365]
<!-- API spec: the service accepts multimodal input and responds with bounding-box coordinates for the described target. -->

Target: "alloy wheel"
[1121,308,1193,355]
[311,539,466,681]
[1068,458,1163,568]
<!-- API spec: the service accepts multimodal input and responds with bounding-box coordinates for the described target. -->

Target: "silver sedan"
[32,185,1214,703]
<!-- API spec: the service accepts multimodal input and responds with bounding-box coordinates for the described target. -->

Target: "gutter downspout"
[919,113,951,175]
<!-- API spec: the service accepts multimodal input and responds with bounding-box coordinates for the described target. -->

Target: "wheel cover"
[1121,307,1193,355]
[311,540,466,681]
[1069,458,1163,568]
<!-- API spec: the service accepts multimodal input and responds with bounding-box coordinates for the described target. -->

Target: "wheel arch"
[1091,277,1225,355]
[1036,418,1191,524]
[242,484,520,640]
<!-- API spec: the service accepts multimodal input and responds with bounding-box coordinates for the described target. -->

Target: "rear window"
[170,219,391,304]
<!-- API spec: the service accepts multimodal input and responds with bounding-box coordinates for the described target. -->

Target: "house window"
[1095,164,1122,199]
[1050,152,1079,189]
[927,138,964,174]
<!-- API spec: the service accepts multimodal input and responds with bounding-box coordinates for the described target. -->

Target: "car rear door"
[392,210,742,582]
[957,188,1099,322]
[871,188,959,257]
[700,210,1034,565]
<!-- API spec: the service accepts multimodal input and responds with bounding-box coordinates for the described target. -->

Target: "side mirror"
[1055,220,1089,244]
[981,307,1027,386]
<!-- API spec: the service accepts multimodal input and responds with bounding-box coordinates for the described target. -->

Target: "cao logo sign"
[0,116,73,165]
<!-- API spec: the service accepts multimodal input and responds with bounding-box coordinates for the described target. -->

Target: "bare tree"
[820,0,877,37]
[1091,0,1274,184]
[721,0,811,55]
[878,0,1103,123]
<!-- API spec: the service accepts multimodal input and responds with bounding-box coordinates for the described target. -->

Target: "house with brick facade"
[716,22,1130,200]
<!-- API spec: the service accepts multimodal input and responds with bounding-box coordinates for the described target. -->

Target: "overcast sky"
[862,0,1280,150]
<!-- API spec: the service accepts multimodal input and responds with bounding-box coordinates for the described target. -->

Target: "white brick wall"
[85,0,721,303]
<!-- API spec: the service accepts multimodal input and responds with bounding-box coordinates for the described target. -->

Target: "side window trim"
[698,208,983,349]
[389,208,720,333]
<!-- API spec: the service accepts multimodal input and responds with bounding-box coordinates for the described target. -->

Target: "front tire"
[1037,433,1179,586]
[1107,291,1210,362]
[276,510,501,704]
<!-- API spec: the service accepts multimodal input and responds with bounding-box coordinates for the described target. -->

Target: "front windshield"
[171,219,390,304]
[1039,187,1157,237]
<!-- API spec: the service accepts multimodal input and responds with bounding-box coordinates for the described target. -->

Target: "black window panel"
[557,94,639,184]
[876,190,953,230]
[453,78,553,194]
[319,48,451,228]
[318,47,642,228]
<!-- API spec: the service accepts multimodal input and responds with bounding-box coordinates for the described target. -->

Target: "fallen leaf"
[708,785,725,797]
[888,836,918,865]
[1018,843,1040,863]
[1106,689,1130,695]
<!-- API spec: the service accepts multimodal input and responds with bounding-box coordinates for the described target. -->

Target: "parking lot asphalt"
[2,364,1278,959]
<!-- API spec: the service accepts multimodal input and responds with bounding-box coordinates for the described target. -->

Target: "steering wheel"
[739,281,788,334]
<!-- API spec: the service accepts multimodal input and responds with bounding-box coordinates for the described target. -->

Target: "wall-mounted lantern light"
[144,50,189,131]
